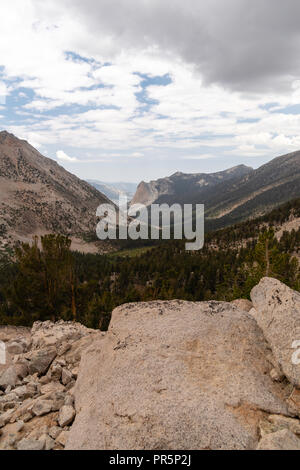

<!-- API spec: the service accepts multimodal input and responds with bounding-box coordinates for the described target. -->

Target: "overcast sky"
[1,0,300,182]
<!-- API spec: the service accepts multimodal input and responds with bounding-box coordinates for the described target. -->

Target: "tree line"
[0,199,299,329]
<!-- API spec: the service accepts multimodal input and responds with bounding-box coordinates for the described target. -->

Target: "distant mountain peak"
[131,164,254,207]
[131,152,300,229]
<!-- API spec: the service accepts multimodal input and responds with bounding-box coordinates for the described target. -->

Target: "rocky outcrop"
[257,429,300,450]
[0,321,101,450]
[66,296,299,450]
[131,165,253,209]
[1,277,300,451]
[251,278,300,388]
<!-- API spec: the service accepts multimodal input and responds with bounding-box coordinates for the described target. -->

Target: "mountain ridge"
[131,151,300,229]
[0,131,112,252]
[131,164,253,207]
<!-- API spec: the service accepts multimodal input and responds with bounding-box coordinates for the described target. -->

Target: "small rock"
[270,368,285,382]
[0,409,14,428]
[58,405,75,427]
[17,438,45,451]
[268,415,300,435]
[32,399,53,417]
[39,375,51,385]
[65,380,75,392]
[26,382,38,396]
[7,341,25,355]
[48,364,62,381]
[56,430,69,447]
[61,368,72,385]
[14,385,34,400]
[27,424,49,440]
[14,362,29,380]
[22,411,34,423]
[40,382,64,395]
[40,433,55,451]
[64,394,74,407]
[0,366,18,389]
[71,367,79,379]
[48,391,65,411]
[2,433,18,449]
[257,429,300,450]
[49,426,61,440]
[26,348,57,376]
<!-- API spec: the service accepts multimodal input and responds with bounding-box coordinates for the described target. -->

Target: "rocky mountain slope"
[206,150,300,227]
[131,164,253,207]
[131,151,300,230]
[1,277,299,450]
[0,131,112,252]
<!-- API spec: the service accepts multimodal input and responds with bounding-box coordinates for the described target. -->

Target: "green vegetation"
[0,199,299,330]
[108,246,155,259]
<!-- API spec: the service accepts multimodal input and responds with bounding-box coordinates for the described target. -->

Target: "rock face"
[0,320,101,450]
[1,278,300,451]
[131,165,253,208]
[0,130,112,251]
[132,150,300,230]
[251,277,300,388]
[257,429,300,450]
[67,299,294,450]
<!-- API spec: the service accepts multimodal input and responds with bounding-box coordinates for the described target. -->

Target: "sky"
[1,0,300,183]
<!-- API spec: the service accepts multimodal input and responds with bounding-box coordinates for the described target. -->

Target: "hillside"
[131,151,300,230]
[131,165,253,207]
[0,131,112,252]
[206,150,300,228]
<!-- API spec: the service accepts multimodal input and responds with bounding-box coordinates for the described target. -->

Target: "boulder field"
[1,277,300,450]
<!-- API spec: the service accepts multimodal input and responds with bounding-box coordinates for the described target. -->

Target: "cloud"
[131,152,144,158]
[0,1,300,181]
[182,154,216,160]
[57,0,300,93]
[56,150,78,162]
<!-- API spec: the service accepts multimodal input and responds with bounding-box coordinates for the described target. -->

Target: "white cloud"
[56,150,78,162]
[131,152,144,158]
[182,154,216,160]
[0,0,300,181]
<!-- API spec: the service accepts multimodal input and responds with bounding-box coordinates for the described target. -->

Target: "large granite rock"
[67,300,291,450]
[251,277,300,388]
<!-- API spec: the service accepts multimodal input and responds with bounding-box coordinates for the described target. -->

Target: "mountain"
[87,180,137,205]
[0,131,112,251]
[205,150,300,228]
[131,151,300,229]
[131,165,254,207]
